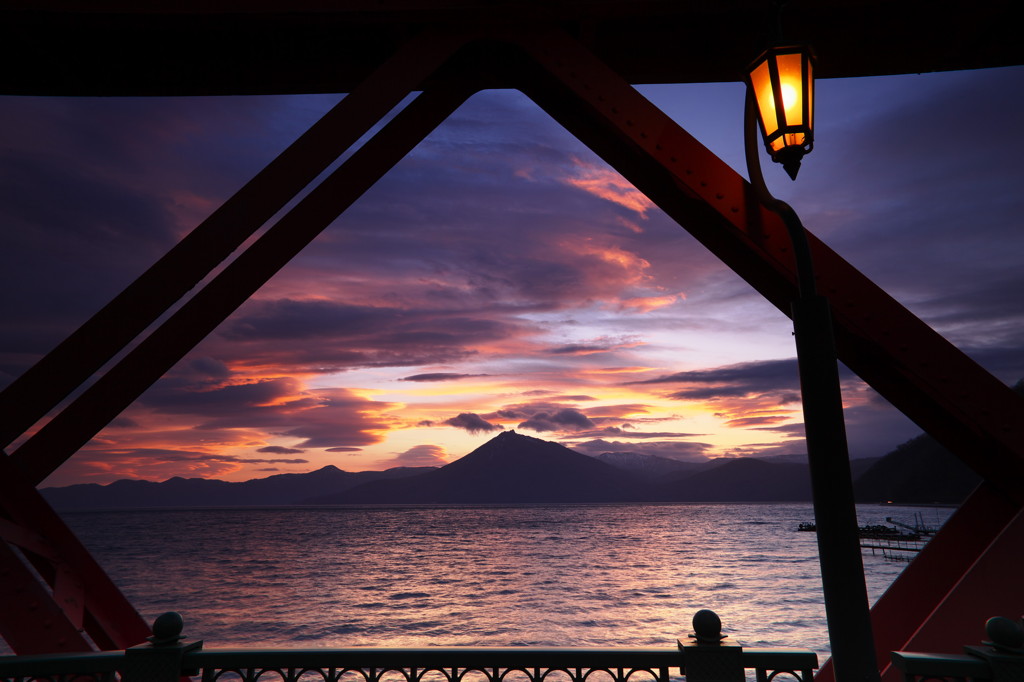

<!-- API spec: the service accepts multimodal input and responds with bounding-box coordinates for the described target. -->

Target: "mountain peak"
[339,430,646,504]
[452,430,565,466]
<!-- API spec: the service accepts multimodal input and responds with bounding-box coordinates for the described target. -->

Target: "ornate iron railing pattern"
[188,647,681,682]
[1,644,818,682]
[0,611,820,682]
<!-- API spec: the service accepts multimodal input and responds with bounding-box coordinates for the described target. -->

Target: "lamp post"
[744,45,881,682]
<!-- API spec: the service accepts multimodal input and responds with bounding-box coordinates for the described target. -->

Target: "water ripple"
[57,503,949,658]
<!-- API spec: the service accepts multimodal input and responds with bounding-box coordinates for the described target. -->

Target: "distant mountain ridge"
[42,426,985,510]
[41,465,433,510]
[594,451,713,481]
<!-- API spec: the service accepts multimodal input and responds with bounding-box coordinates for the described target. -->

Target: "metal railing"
[891,616,1024,682]
[0,611,818,682]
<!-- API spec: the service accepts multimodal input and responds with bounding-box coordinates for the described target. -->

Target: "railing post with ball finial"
[123,612,203,682]
[963,616,1024,682]
[679,610,744,682]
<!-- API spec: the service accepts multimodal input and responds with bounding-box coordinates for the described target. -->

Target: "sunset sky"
[2,65,1022,487]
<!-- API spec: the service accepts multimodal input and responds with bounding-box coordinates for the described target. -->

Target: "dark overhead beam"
[2,1,1022,96]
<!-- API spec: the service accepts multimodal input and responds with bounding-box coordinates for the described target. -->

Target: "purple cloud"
[518,408,596,433]
[567,439,712,461]
[377,444,448,468]
[257,446,306,455]
[636,359,803,402]
[445,413,502,434]
[401,373,488,382]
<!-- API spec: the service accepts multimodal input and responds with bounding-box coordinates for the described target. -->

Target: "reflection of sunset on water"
[59,504,947,654]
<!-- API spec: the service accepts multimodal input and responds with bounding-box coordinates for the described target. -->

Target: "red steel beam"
[0,27,467,455]
[815,482,1024,682]
[0,453,151,652]
[507,28,1024,502]
[0,539,94,655]
[9,66,481,487]
[882,502,1024,671]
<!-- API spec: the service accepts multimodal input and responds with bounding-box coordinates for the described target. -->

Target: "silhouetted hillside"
[853,379,1022,504]
[755,453,879,479]
[41,465,433,510]
[595,451,714,481]
[43,412,1006,509]
[310,430,647,504]
[658,457,812,502]
[853,434,981,504]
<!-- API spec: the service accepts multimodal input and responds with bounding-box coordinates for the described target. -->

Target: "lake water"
[24,504,953,658]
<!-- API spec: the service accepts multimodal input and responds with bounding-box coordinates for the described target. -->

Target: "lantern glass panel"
[776,52,805,127]
[806,56,814,133]
[772,132,807,153]
[749,59,779,138]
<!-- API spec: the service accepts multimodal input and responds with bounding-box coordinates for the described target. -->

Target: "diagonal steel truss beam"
[818,482,1024,682]
[0,452,150,653]
[506,29,1024,502]
[7,68,480,487]
[0,27,468,454]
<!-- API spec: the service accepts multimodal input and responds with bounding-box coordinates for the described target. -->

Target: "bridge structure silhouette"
[1,4,1022,682]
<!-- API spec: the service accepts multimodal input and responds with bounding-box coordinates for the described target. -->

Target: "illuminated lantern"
[746,44,815,180]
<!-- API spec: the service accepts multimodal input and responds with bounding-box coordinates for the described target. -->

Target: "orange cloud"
[615,216,645,234]
[562,157,655,217]
[563,240,652,292]
[619,294,683,312]
[723,415,792,428]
